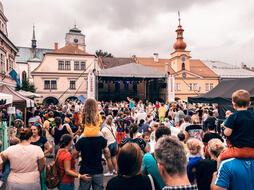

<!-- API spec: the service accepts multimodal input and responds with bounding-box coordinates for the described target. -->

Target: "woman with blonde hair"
[193,139,225,190]
[81,98,103,137]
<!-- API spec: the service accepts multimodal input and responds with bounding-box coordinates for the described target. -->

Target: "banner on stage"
[7,107,15,114]
[168,75,175,102]
[87,72,96,99]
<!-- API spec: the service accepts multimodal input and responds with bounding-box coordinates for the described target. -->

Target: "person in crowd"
[0,128,45,190]
[81,98,103,137]
[180,115,191,132]
[31,124,51,156]
[106,143,161,190]
[52,116,73,156]
[178,107,185,126]
[102,116,118,177]
[219,89,254,162]
[220,110,232,134]
[142,126,171,189]
[155,136,198,189]
[43,111,55,157]
[28,110,43,127]
[177,132,188,154]
[158,103,167,122]
[203,111,216,133]
[186,138,203,183]
[211,138,254,190]
[72,126,109,190]
[57,134,91,190]
[185,119,203,141]
[202,123,223,158]
[194,139,225,190]
[120,124,149,153]
[115,113,127,147]
[138,119,149,134]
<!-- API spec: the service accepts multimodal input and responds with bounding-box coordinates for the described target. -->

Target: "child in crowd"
[219,89,254,161]
[80,98,103,138]
[177,132,188,154]
[142,132,151,152]
[186,138,203,183]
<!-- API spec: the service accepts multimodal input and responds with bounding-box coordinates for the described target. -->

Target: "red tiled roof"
[189,59,219,78]
[47,44,94,56]
[135,57,175,74]
[99,57,135,69]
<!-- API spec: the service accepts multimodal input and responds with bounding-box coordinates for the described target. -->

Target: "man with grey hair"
[155,136,198,190]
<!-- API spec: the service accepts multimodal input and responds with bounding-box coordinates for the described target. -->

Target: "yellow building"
[135,17,219,100]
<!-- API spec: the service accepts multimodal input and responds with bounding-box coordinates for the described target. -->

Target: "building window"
[193,83,198,91]
[70,81,76,89]
[81,61,86,70]
[58,61,64,70]
[0,53,5,74]
[51,80,57,89]
[22,71,27,81]
[65,61,71,70]
[188,83,193,91]
[44,80,50,89]
[182,63,185,70]
[210,83,214,90]
[205,83,209,91]
[176,83,181,91]
[74,61,80,70]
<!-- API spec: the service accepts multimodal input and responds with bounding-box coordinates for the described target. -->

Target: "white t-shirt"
[180,122,191,132]
[170,126,180,137]
[2,144,44,184]
[101,125,117,145]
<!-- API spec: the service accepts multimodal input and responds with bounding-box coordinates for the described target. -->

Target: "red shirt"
[57,149,76,184]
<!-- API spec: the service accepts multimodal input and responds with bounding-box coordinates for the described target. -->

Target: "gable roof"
[189,59,219,78]
[202,60,254,79]
[99,62,166,78]
[47,44,94,56]
[99,57,135,69]
[135,57,175,74]
[16,47,53,63]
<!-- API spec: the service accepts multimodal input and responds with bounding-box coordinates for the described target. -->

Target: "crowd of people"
[0,89,254,190]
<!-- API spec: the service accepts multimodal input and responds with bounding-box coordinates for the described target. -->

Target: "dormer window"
[74,39,78,43]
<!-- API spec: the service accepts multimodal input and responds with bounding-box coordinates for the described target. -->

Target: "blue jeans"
[78,174,103,190]
[1,160,10,181]
[58,182,74,190]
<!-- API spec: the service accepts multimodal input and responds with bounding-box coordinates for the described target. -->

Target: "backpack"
[45,150,65,188]
[47,119,56,135]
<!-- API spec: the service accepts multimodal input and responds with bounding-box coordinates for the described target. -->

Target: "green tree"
[16,80,36,92]
[95,49,113,57]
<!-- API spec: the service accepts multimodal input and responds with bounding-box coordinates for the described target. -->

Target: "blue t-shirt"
[129,101,134,109]
[224,110,254,148]
[215,158,254,190]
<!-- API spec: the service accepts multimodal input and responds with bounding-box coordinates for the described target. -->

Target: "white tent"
[0,93,13,105]
[18,90,42,99]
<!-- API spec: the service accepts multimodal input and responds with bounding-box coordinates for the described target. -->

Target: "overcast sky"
[2,0,254,67]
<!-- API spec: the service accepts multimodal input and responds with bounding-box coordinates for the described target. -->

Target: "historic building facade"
[0,1,18,87]
[31,41,98,104]
[135,16,220,100]
[15,26,52,83]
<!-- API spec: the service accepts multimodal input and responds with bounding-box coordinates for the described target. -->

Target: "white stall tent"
[0,93,13,105]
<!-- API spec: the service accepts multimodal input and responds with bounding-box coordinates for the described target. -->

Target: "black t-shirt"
[53,125,69,145]
[106,174,161,190]
[203,132,224,144]
[31,136,47,151]
[120,138,146,152]
[75,136,107,175]
[225,110,254,148]
[194,159,217,190]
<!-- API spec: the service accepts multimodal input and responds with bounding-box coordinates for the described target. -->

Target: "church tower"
[31,25,37,49]
[65,25,86,51]
[170,12,191,72]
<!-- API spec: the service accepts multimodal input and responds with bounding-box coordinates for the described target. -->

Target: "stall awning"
[0,93,13,105]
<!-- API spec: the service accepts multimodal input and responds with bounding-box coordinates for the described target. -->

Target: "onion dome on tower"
[173,12,187,51]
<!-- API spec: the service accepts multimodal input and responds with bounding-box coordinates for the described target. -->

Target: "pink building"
[0,1,18,87]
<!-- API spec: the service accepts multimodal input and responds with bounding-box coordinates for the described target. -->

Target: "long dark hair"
[59,134,72,148]
[129,124,138,138]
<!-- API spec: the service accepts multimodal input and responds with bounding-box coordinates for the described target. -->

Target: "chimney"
[54,42,58,50]
[153,53,159,62]
[75,43,79,49]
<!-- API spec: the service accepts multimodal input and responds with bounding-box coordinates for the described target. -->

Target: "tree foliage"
[16,80,36,92]
[95,49,113,58]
